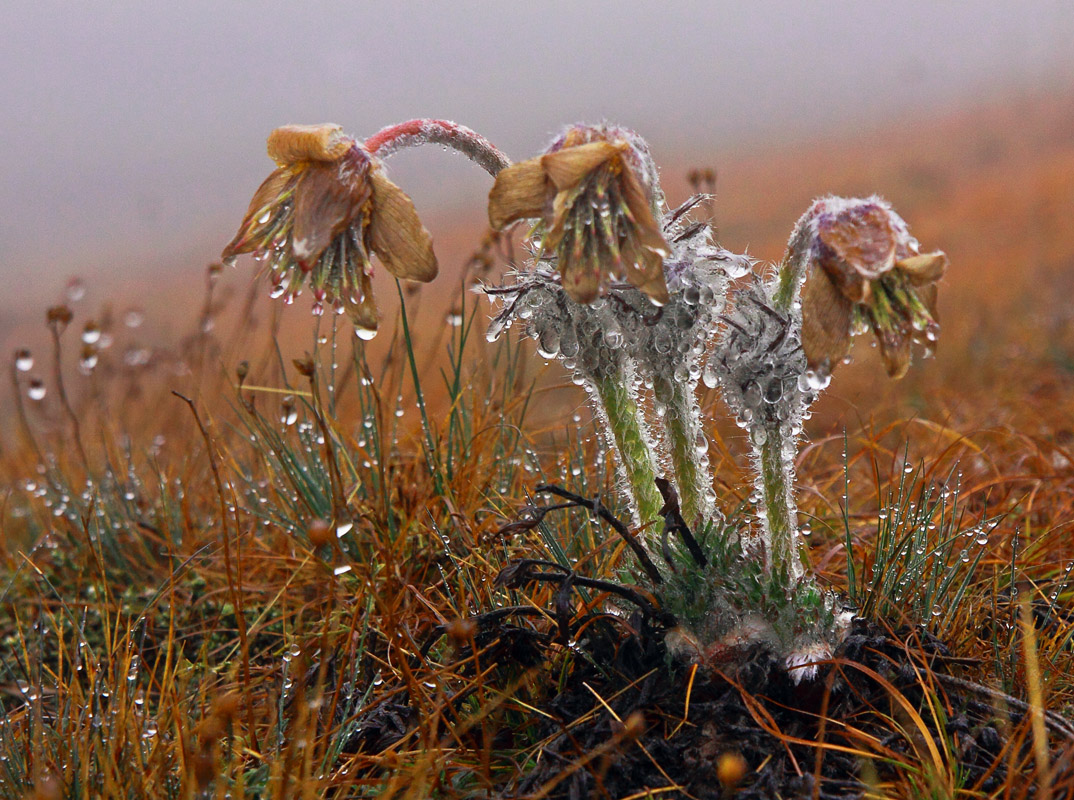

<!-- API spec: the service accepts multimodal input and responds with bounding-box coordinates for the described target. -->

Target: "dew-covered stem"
[757,416,804,583]
[652,373,711,527]
[590,364,663,533]
[772,216,812,314]
[365,119,511,177]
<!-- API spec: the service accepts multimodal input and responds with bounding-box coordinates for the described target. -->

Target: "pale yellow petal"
[368,169,438,282]
[222,167,293,258]
[541,141,623,191]
[896,251,948,286]
[487,157,549,230]
[267,124,352,166]
[342,268,379,335]
[618,164,670,257]
[800,273,853,372]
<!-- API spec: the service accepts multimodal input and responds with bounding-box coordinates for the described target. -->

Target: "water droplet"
[81,324,101,345]
[354,326,377,341]
[124,309,145,328]
[333,565,352,576]
[15,350,33,372]
[66,278,86,302]
[28,380,46,401]
[336,522,353,538]
[80,350,98,372]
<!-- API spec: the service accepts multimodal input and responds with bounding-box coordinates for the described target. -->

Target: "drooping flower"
[487,124,670,305]
[222,123,437,337]
[797,196,947,378]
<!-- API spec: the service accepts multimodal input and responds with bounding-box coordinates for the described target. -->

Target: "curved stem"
[365,119,511,177]
[772,212,813,314]
[589,363,663,537]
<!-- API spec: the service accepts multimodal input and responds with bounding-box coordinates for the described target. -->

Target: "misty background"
[1,1,1072,321]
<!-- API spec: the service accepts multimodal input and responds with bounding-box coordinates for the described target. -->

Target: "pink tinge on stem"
[364,119,511,176]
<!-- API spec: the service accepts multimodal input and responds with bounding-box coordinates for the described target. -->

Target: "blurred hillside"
[3,88,1074,440]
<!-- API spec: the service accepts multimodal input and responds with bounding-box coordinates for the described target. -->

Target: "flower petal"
[222,167,294,259]
[341,266,379,335]
[541,141,623,191]
[292,162,366,267]
[487,157,549,230]
[876,329,911,379]
[625,248,670,305]
[267,124,353,167]
[368,169,438,282]
[817,204,897,280]
[618,164,671,258]
[896,251,948,286]
[800,272,853,371]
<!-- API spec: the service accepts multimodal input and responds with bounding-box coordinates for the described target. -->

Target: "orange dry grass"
[2,88,1074,797]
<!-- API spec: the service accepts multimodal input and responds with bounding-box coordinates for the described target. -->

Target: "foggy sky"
[1,1,1072,312]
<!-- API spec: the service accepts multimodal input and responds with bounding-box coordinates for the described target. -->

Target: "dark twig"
[655,478,707,568]
[419,605,551,659]
[534,483,664,585]
[495,559,673,628]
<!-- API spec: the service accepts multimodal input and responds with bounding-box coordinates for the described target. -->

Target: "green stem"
[652,373,711,527]
[590,364,663,533]
[757,417,804,584]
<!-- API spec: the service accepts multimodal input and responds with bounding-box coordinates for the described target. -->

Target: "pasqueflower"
[798,197,946,378]
[488,124,670,305]
[222,123,437,337]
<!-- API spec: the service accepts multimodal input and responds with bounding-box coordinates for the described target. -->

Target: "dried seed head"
[445,617,476,644]
[28,776,63,800]
[211,691,242,722]
[621,710,647,739]
[192,743,217,789]
[46,305,73,326]
[236,360,249,382]
[292,355,316,378]
[307,518,333,548]
[716,752,748,789]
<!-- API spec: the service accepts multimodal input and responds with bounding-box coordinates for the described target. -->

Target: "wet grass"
[5,129,1074,795]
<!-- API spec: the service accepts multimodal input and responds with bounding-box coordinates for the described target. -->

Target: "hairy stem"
[365,119,511,177]
[757,417,804,583]
[772,214,813,313]
[652,373,712,527]
[589,363,663,535]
